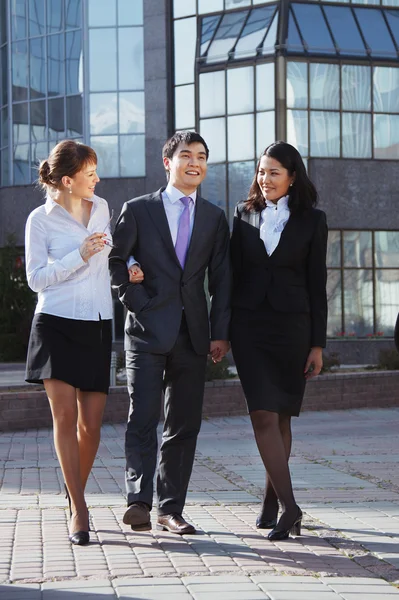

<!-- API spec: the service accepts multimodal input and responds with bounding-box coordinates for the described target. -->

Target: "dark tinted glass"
[47,0,63,33]
[287,10,304,53]
[29,0,45,36]
[323,6,366,57]
[66,0,82,29]
[66,95,83,136]
[354,8,396,58]
[385,10,399,46]
[200,15,221,55]
[207,10,249,62]
[48,97,65,139]
[11,0,27,40]
[30,37,46,99]
[292,4,336,55]
[12,41,28,101]
[48,34,65,96]
[30,99,46,140]
[234,5,276,58]
[66,30,82,94]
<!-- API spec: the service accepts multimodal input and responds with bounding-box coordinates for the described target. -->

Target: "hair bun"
[39,160,52,185]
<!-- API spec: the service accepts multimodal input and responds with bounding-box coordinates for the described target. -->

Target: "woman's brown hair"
[245,141,318,214]
[38,140,97,191]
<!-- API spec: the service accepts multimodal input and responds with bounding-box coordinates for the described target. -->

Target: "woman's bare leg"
[77,391,107,490]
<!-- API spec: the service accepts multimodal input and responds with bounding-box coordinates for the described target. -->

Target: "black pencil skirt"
[230,300,311,417]
[25,313,112,394]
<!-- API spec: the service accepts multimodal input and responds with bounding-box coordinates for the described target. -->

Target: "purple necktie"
[175,196,192,268]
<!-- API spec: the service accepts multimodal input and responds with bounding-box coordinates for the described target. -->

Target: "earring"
[290,183,293,187]
[69,187,72,194]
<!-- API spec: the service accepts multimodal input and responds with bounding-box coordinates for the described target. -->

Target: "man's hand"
[209,340,230,363]
[304,346,323,380]
[128,265,144,283]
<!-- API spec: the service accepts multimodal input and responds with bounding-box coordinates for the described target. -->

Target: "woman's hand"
[79,233,106,263]
[304,346,323,379]
[128,265,144,283]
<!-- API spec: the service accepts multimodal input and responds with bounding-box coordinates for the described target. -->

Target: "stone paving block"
[0,584,41,599]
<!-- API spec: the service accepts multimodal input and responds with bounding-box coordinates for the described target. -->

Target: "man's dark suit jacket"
[231,202,328,348]
[109,188,231,355]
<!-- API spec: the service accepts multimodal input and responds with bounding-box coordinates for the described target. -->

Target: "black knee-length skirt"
[25,313,112,393]
[230,300,311,417]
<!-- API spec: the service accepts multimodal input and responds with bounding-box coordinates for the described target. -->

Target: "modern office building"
[1,0,399,358]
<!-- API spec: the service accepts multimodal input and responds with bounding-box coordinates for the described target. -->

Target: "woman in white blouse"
[25,140,113,546]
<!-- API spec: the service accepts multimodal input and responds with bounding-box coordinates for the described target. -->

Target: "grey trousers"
[124,317,207,515]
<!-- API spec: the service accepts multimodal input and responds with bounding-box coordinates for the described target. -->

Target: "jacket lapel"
[183,196,207,272]
[145,188,181,268]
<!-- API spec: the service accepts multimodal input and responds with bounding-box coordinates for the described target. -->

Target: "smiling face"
[163,142,208,195]
[257,155,295,204]
[63,162,100,200]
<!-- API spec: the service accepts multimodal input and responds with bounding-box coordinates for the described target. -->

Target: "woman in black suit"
[230,141,327,541]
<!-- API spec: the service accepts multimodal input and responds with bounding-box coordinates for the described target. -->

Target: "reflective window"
[13,144,30,184]
[48,34,65,97]
[66,31,82,95]
[89,29,117,91]
[30,37,46,99]
[326,270,342,338]
[66,0,82,29]
[287,110,308,157]
[262,10,278,54]
[175,85,195,130]
[322,6,366,57]
[310,63,339,110]
[234,5,276,59]
[66,95,83,136]
[354,8,396,58]
[11,0,27,40]
[227,114,254,161]
[88,0,117,27]
[90,93,118,135]
[373,67,399,113]
[12,41,28,102]
[228,161,254,226]
[256,111,275,156]
[119,28,144,90]
[225,0,251,8]
[342,65,371,111]
[376,270,399,336]
[327,231,341,268]
[118,0,143,26]
[200,15,222,56]
[120,92,145,134]
[198,0,224,14]
[0,1,7,45]
[343,231,372,267]
[200,118,226,163]
[256,63,275,111]
[91,135,119,177]
[342,113,371,158]
[48,97,65,139]
[47,0,63,33]
[13,102,29,144]
[120,134,145,176]
[1,107,9,147]
[375,232,399,267]
[287,62,308,109]
[174,18,196,85]
[310,111,340,157]
[385,10,399,45]
[1,47,7,106]
[30,100,46,141]
[374,114,399,159]
[343,270,373,336]
[29,0,45,36]
[173,0,196,19]
[206,10,249,64]
[201,164,226,211]
[227,67,254,114]
[200,71,226,118]
[287,12,304,53]
[291,4,336,55]
[31,140,48,181]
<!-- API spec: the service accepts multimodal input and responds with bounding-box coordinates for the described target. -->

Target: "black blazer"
[231,202,328,348]
[109,188,231,355]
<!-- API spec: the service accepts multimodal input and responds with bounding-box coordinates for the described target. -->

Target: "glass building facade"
[172,0,399,339]
[0,0,145,186]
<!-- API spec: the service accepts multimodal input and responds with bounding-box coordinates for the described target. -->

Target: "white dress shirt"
[127,183,197,268]
[260,195,291,256]
[25,194,113,321]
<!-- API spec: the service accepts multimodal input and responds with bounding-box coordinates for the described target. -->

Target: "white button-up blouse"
[259,195,291,256]
[25,194,113,321]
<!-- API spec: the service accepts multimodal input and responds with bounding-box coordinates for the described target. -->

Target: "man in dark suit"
[109,131,231,535]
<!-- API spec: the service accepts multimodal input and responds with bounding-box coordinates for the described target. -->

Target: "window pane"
[119,28,144,90]
[91,135,119,177]
[89,29,117,91]
[373,67,399,113]
[287,110,308,157]
[30,37,46,99]
[262,11,278,55]
[1,46,7,105]
[228,161,254,227]
[310,63,339,110]
[374,114,399,160]
[175,85,195,130]
[66,95,83,136]
[343,231,372,267]
[66,31,82,95]
[323,6,367,57]
[14,145,31,183]
[120,91,145,134]
[327,231,341,268]
[256,63,275,111]
[201,163,226,212]
[1,107,9,147]
[174,18,196,85]
[310,111,340,157]
[327,270,342,337]
[287,11,304,53]
[11,0,27,40]
[48,97,65,140]
[342,65,371,111]
[375,232,399,267]
[13,103,29,144]
[173,0,196,18]
[1,149,10,186]
[291,4,336,55]
[287,62,307,109]
[234,6,276,60]
[200,118,226,163]
[227,67,254,114]
[47,0,63,33]
[12,41,28,102]
[342,113,371,159]
[375,270,399,336]
[343,270,373,336]
[198,0,224,14]
[256,112,275,157]
[354,8,396,59]
[118,0,143,26]
[385,10,399,45]
[31,140,48,181]
[120,134,145,177]
[90,93,117,135]
[200,15,222,56]
[228,114,254,161]
[30,100,46,141]
[66,0,82,29]
[88,0,116,26]
[206,10,249,64]
[225,0,251,8]
[48,34,65,97]
[200,71,225,118]
[29,0,45,36]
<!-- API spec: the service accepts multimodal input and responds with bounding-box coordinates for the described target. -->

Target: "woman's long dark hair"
[245,141,318,213]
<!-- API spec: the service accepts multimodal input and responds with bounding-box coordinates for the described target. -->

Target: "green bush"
[321,351,341,373]
[378,349,399,371]
[205,355,234,381]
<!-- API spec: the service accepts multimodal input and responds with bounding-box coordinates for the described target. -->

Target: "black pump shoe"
[65,483,91,531]
[256,515,278,529]
[69,530,90,546]
[268,506,302,541]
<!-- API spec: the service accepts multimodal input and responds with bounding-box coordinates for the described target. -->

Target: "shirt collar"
[44,193,96,215]
[266,195,290,210]
[165,183,197,205]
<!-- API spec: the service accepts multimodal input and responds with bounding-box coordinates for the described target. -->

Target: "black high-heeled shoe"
[267,506,302,541]
[65,483,91,531]
[69,529,90,545]
[256,515,278,529]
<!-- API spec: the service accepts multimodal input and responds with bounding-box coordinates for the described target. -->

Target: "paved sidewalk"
[1,409,399,598]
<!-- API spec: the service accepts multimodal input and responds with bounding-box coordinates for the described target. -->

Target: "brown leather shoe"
[123,502,151,531]
[157,513,196,535]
